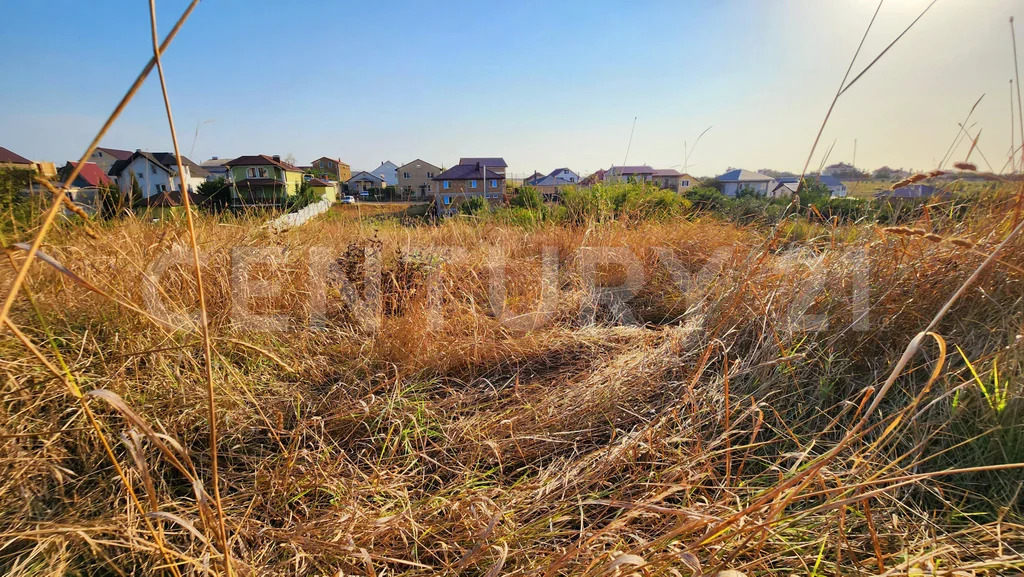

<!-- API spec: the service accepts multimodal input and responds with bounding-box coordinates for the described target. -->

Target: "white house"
[773,175,848,198]
[717,169,775,197]
[108,150,209,198]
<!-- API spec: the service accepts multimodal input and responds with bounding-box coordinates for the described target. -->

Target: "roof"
[307,178,334,187]
[773,181,799,194]
[348,171,384,183]
[225,154,300,172]
[459,157,507,168]
[63,161,112,187]
[200,157,231,168]
[533,175,577,187]
[718,169,773,182]
[96,147,133,161]
[776,174,844,188]
[608,165,655,176]
[397,158,441,170]
[652,168,683,177]
[434,164,504,181]
[108,151,208,178]
[876,184,944,199]
[0,146,33,164]
[311,156,349,166]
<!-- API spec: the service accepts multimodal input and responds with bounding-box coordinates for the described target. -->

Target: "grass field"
[1,183,1022,575]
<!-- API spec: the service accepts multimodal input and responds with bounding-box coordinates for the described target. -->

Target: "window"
[246,167,269,178]
[319,161,325,168]
[136,172,144,180]
[97,151,103,157]
[426,172,434,178]
[682,180,690,187]
[443,181,450,190]
[403,172,410,179]
[151,166,157,175]
[490,179,497,189]
[470,180,477,188]
[443,196,451,205]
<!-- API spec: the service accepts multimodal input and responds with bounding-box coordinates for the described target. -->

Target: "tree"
[197,177,232,212]
[511,186,543,210]
[284,153,297,167]
[459,196,489,215]
[129,173,143,208]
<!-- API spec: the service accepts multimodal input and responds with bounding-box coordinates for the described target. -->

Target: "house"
[523,171,545,186]
[310,156,351,183]
[581,168,606,186]
[651,169,699,193]
[822,162,865,179]
[0,147,37,172]
[369,161,398,187]
[532,168,580,197]
[88,147,133,176]
[306,178,338,203]
[57,161,112,213]
[397,159,441,201]
[606,165,655,183]
[347,171,386,196]
[717,169,775,197]
[770,181,800,198]
[459,157,507,176]
[874,184,948,200]
[200,157,231,181]
[224,154,304,207]
[108,150,210,199]
[775,174,848,198]
[432,161,506,215]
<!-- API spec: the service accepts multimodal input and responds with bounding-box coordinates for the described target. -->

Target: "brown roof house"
[309,156,351,183]
[651,169,699,193]
[397,159,441,201]
[432,159,507,216]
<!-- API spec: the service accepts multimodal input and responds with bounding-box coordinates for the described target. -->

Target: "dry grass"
[1,184,1023,575]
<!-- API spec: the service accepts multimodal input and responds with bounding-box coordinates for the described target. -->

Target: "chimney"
[211,156,218,160]
[273,155,281,162]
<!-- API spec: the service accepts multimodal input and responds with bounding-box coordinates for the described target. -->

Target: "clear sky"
[1,0,1021,178]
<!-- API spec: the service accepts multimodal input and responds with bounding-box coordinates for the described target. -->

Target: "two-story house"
[432,161,506,215]
[108,150,210,199]
[650,169,699,193]
[310,156,351,183]
[531,167,580,198]
[370,161,398,187]
[397,159,441,200]
[88,147,133,176]
[225,154,304,207]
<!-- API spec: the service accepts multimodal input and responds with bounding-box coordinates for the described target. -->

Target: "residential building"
[200,157,231,181]
[524,170,548,186]
[348,171,386,195]
[770,181,799,198]
[432,161,506,215]
[58,161,112,212]
[606,165,655,183]
[369,160,398,187]
[581,168,606,186]
[225,154,303,207]
[310,156,351,182]
[307,178,338,203]
[397,159,441,201]
[875,184,948,200]
[459,157,507,176]
[717,169,775,197]
[650,169,699,193]
[775,174,848,198]
[822,162,865,179]
[108,150,210,198]
[88,147,133,175]
[0,146,36,171]
[532,167,580,197]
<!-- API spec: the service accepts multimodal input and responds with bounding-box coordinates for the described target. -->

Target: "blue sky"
[1,0,1021,177]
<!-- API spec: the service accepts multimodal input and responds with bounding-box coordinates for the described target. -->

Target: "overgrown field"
[1,185,1023,575]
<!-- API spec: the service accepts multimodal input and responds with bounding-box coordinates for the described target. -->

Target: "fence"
[268,198,332,232]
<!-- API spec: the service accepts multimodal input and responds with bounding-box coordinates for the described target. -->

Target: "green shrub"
[459,195,489,215]
[685,186,728,211]
[511,186,543,210]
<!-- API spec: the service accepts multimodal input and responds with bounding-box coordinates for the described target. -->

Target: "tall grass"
[1,185,1022,574]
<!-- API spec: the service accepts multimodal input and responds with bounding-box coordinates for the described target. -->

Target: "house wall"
[88,150,120,175]
[118,156,172,198]
[722,180,774,197]
[310,183,338,203]
[397,161,440,200]
[654,176,682,193]
[312,157,351,182]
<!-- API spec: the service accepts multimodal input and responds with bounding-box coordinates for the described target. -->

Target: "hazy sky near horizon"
[1,0,1021,177]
